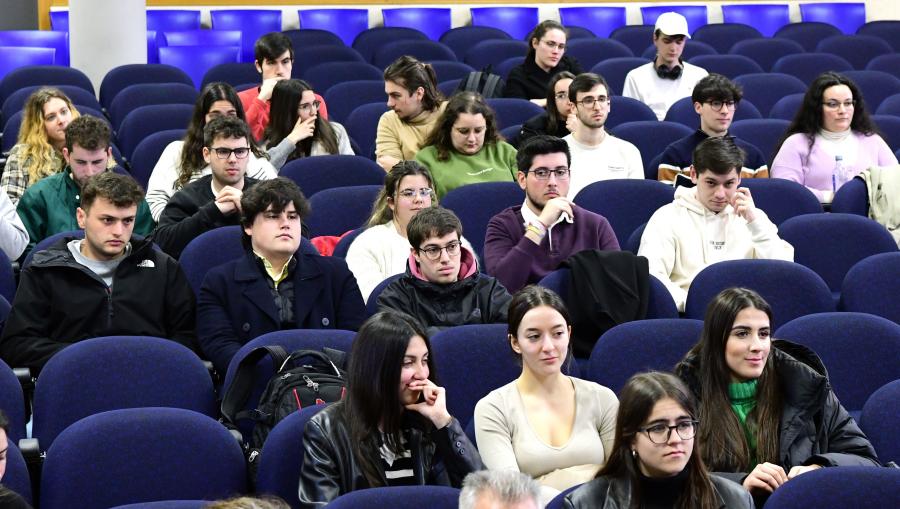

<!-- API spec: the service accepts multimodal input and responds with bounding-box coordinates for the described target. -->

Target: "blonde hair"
[17,87,80,184]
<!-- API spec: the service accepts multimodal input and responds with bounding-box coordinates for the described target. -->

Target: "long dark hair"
[367,160,436,227]
[176,82,264,189]
[690,287,782,472]
[775,71,881,156]
[264,79,339,159]
[545,71,575,135]
[423,92,501,161]
[342,310,437,485]
[599,372,718,509]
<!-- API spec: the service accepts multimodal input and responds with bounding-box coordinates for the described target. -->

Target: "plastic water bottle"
[832,155,845,193]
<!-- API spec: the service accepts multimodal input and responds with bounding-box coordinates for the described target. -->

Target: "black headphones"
[655,60,683,80]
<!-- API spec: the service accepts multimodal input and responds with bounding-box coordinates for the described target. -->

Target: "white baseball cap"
[654,12,691,38]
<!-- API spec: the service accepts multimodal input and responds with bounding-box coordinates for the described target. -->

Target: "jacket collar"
[405,244,478,282]
[234,251,324,324]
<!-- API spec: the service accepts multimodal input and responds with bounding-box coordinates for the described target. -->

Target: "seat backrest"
[772,52,854,84]
[108,82,197,130]
[282,28,345,50]
[1,84,101,126]
[610,25,655,57]
[372,39,456,71]
[0,64,93,105]
[857,20,900,51]
[769,93,806,121]
[722,4,791,37]
[210,9,283,63]
[573,179,674,248]
[564,39,633,70]
[366,274,403,317]
[688,54,764,79]
[729,38,806,73]
[326,486,461,509]
[816,35,893,70]
[117,103,194,160]
[429,60,476,83]
[40,408,247,509]
[740,178,822,225]
[299,8,369,46]
[734,72,809,113]
[559,6,627,38]
[440,26,511,61]
[129,129,187,191]
[324,81,386,124]
[0,30,69,66]
[351,27,428,64]
[840,252,900,325]
[605,95,658,129]
[280,155,385,197]
[158,45,241,89]
[591,57,651,97]
[587,319,704,394]
[859,379,900,464]
[765,466,900,508]
[99,64,193,109]
[464,40,528,71]
[33,336,217,450]
[146,9,201,31]
[332,227,366,259]
[199,62,259,90]
[729,118,793,162]
[774,21,843,51]
[775,312,900,413]
[302,62,382,95]
[485,98,544,130]
[692,23,763,53]
[441,181,524,261]
[612,120,693,179]
[830,176,869,216]
[345,102,389,159]
[382,8,452,41]
[470,7,539,40]
[306,185,382,237]
[871,114,900,152]
[256,404,328,507]
[0,358,26,444]
[799,2,866,34]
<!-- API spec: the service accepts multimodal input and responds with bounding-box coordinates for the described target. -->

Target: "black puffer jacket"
[675,340,880,473]
[297,402,483,508]
[563,473,753,509]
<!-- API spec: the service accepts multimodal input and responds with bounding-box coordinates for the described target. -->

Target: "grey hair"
[459,470,543,509]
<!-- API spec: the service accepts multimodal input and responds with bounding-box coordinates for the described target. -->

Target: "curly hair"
[422,92,501,161]
[17,87,81,184]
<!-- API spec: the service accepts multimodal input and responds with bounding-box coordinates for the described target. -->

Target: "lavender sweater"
[484,204,620,293]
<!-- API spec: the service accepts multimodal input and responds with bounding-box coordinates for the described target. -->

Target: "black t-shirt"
[503,55,583,100]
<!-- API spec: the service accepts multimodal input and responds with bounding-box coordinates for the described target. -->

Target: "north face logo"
[136,259,155,268]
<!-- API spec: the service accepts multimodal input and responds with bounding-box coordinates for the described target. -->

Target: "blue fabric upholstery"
[590,58,649,97]
[799,2,866,34]
[283,28,345,50]
[441,181,524,261]
[50,10,68,31]
[160,29,241,49]
[774,22,842,51]
[108,83,197,130]
[299,9,369,47]
[40,408,246,509]
[728,118,793,162]
[765,466,900,508]
[99,64,193,109]
[0,65,93,105]
[366,274,403,317]
[609,26,655,58]
[611,120,693,179]
[464,40,528,72]
[3,443,31,505]
[146,9,201,31]
[857,20,900,51]
[559,7,627,38]
[158,46,241,89]
[199,62,259,90]
[302,62,382,94]
[429,61,476,83]
[372,40,457,69]
[841,252,900,325]
[729,39,805,73]
[332,227,366,259]
[470,7,539,40]
[306,185,382,237]
[722,4,791,37]
[0,30,69,66]
[209,9,283,62]
[871,114,900,151]
[292,46,366,79]
[772,52,853,84]
[440,26,511,61]
[740,178,822,225]
[687,54,764,79]
[605,96,658,129]
[859,379,900,464]
[345,102,389,159]
[117,103,194,160]
[327,486,460,509]
[0,358,25,444]
[573,179,674,248]
[324,81,386,124]
[352,27,428,64]
[130,129,186,190]
[692,23,763,53]
[1,84,101,126]
[564,39,633,70]
[280,155,385,198]
[769,93,805,121]
[816,35,893,70]
[830,177,868,216]
[876,92,900,116]
[486,98,544,130]
[382,8,452,41]
[0,249,15,305]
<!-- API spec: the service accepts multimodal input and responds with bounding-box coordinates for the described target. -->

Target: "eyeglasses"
[823,100,856,110]
[576,96,609,108]
[554,91,569,101]
[417,240,461,260]
[397,188,433,199]
[705,100,737,111]
[210,147,251,159]
[527,168,570,180]
[298,100,322,113]
[542,40,566,51]
[638,420,698,444]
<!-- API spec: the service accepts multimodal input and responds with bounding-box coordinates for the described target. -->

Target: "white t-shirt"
[564,133,644,199]
[622,62,709,121]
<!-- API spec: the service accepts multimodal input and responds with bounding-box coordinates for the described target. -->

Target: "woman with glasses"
[517,71,577,147]
[675,287,879,504]
[771,72,896,203]
[298,310,483,508]
[475,286,618,505]
[415,92,517,199]
[263,79,353,169]
[563,371,753,509]
[146,82,276,221]
[504,20,583,107]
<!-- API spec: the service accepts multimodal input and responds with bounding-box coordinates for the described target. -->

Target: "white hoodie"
[638,186,794,311]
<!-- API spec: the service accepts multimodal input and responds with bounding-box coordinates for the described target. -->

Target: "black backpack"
[221,346,347,478]
[457,66,505,98]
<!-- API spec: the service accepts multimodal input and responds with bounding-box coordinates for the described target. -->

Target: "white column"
[69,0,147,94]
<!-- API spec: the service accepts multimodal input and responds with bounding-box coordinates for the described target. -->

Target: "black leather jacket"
[297,402,484,508]
[563,474,754,509]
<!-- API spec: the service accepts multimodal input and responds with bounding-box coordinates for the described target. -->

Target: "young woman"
[415,92,517,199]
[145,82,277,221]
[517,71,577,146]
[263,79,353,169]
[297,310,483,508]
[1,87,79,205]
[771,71,896,203]
[564,372,753,509]
[474,286,618,504]
[504,20,583,107]
[676,287,879,500]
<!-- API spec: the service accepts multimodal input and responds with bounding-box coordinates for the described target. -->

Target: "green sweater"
[729,379,759,466]
[415,141,517,199]
[17,168,155,259]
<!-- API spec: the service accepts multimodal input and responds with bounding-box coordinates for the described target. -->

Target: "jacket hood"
[674,185,735,218]
[407,244,478,282]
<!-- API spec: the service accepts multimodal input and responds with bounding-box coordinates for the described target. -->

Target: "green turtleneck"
[729,379,759,465]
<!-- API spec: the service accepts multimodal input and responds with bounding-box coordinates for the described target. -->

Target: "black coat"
[675,340,881,473]
[298,403,483,508]
[517,112,571,148]
[563,474,754,509]
[503,55,583,100]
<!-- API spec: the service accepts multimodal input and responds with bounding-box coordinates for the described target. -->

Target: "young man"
[237,32,328,141]
[17,115,154,258]
[656,74,769,184]
[197,178,365,375]
[484,135,619,293]
[375,55,446,171]
[639,137,794,311]
[0,172,195,373]
[154,116,259,259]
[377,206,512,334]
[622,12,708,121]
[564,73,644,199]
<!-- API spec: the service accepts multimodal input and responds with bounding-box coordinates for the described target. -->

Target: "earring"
[631,450,636,458]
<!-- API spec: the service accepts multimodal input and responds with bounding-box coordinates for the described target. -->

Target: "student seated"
[415,92,517,199]
[638,137,793,311]
[146,82,277,221]
[0,172,195,374]
[503,21,583,107]
[377,207,511,334]
[484,136,619,293]
[518,71,576,146]
[563,372,753,509]
[0,410,30,509]
[263,79,353,169]
[771,72,897,203]
[676,287,880,504]
[297,310,483,508]
[17,115,154,257]
[376,56,446,172]
[197,177,365,375]
[459,470,541,509]
[475,286,618,504]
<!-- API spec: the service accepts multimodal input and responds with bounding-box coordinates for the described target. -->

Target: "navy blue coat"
[197,251,366,374]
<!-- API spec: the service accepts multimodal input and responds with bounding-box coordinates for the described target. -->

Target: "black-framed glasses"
[576,96,609,108]
[822,100,856,110]
[705,100,737,111]
[210,147,251,159]
[527,168,570,180]
[298,100,322,113]
[397,188,433,199]
[638,420,698,444]
[417,240,461,260]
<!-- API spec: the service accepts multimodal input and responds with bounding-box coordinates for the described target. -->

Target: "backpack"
[457,66,505,98]
[220,346,347,481]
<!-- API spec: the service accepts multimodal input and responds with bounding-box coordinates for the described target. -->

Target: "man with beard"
[154,116,258,259]
[484,136,619,293]
[563,73,644,199]
[375,55,447,171]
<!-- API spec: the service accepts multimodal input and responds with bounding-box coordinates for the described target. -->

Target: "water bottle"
[832,155,845,193]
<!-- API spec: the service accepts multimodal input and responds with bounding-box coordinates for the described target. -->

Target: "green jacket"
[415,141,517,199]
[17,168,155,259]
